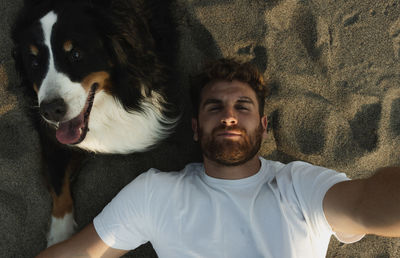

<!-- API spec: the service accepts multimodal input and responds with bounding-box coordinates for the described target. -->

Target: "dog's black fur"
[12,0,179,246]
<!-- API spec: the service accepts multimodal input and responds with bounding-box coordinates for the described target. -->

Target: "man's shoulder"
[262,158,329,173]
[119,162,204,199]
[139,162,204,183]
[260,157,345,183]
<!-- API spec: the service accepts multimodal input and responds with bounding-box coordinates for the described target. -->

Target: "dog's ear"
[11,45,25,77]
[11,47,18,61]
[11,45,22,68]
[100,3,156,67]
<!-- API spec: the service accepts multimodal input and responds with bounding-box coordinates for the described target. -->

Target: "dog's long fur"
[12,0,178,246]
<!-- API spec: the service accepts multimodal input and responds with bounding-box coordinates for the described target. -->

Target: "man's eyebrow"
[201,97,256,107]
[237,97,255,104]
[202,99,222,107]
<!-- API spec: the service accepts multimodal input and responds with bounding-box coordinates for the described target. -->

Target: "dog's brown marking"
[33,83,38,93]
[81,71,111,92]
[51,178,73,218]
[49,153,84,219]
[49,155,83,218]
[30,45,39,56]
[63,40,73,52]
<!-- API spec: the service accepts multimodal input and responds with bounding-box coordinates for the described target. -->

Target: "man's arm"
[36,222,128,258]
[324,167,400,237]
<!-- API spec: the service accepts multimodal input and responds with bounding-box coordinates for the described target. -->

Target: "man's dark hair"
[190,58,269,118]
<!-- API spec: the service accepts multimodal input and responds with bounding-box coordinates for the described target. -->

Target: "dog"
[12,0,179,246]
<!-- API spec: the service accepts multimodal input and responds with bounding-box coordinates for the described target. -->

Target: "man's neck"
[203,155,261,180]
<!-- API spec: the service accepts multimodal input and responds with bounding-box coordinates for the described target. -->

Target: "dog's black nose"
[40,98,67,122]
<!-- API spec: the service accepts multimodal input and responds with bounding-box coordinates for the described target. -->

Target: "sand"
[1,0,400,257]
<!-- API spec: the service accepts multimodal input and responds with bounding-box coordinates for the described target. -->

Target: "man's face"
[192,80,267,166]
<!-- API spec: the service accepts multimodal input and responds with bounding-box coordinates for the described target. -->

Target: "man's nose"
[221,109,238,126]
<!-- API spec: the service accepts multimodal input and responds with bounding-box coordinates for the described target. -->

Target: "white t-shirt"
[94,157,363,258]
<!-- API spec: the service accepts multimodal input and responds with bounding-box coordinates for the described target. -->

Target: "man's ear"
[261,116,268,139]
[192,118,199,141]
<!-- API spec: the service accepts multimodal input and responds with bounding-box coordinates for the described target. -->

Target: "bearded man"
[38,58,400,258]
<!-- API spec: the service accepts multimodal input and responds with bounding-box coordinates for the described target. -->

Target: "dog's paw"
[46,212,77,247]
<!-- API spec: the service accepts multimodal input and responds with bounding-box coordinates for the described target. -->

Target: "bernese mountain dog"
[12,0,179,246]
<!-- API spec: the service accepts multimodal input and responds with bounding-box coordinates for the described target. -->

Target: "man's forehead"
[200,80,257,103]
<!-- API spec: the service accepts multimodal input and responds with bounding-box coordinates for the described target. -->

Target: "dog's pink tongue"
[56,114,84,144]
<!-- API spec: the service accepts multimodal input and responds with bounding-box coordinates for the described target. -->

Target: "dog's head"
[12,0,167,148]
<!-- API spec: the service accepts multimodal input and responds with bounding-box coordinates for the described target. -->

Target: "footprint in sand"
[389,18,400,58]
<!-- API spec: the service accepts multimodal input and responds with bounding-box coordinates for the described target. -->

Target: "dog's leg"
[46,164,76,247]
[39,133,83,247]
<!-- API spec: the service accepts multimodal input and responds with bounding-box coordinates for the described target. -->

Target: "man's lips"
[215,130,243,138]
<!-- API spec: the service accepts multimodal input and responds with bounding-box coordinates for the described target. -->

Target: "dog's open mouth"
[55,84,98,145]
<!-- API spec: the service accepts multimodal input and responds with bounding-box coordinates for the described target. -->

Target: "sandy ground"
[1,0,400,257]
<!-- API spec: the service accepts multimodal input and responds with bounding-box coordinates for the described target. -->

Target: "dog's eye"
[70,49,82,62]
[31,56,40,69]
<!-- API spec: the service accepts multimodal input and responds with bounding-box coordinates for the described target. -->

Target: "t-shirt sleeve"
[93,171,153,250]
[279,161,364,244]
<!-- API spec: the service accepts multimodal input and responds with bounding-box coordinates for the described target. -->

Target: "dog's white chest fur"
[76,90,176,154]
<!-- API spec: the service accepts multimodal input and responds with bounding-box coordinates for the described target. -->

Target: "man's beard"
[198,123,264,166]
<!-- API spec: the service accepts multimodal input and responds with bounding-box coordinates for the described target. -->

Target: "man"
[38,58,400,257]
